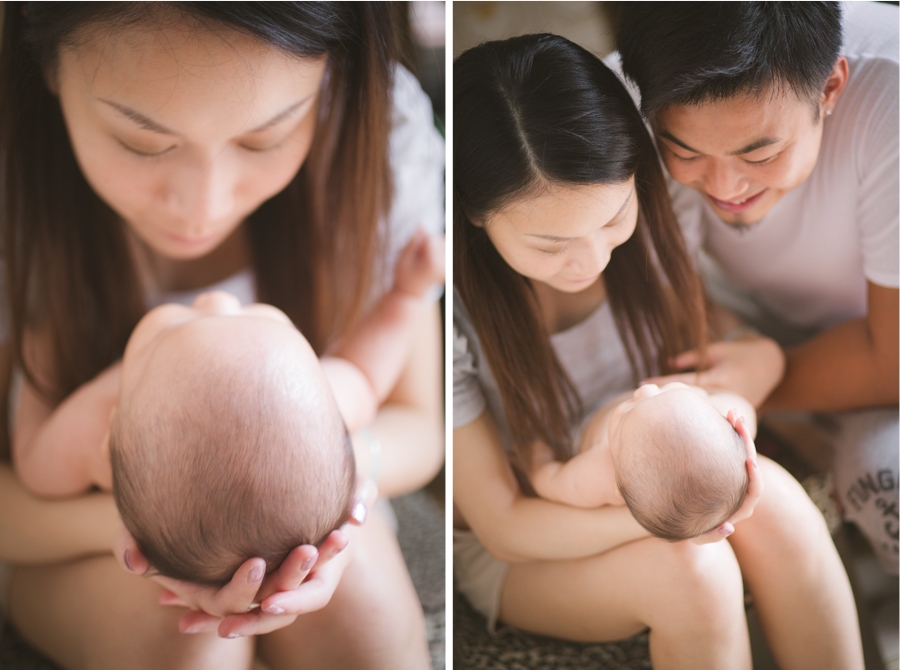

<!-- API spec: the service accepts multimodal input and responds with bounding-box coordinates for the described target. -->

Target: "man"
[616,1,898,573]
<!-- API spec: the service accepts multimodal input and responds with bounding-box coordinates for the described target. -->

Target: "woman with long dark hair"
[453,33,863,669]
[0,2,443,668]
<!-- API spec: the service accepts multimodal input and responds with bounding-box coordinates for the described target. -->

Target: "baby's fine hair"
[616,410,749,542]
[110,328,355,586]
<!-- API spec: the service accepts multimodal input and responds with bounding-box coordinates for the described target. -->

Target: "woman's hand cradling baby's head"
[113,478,378,638]
[689,410,763,545]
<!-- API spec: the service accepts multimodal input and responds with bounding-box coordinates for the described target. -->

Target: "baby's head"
[608,383,749,541]
[109,292,354,585]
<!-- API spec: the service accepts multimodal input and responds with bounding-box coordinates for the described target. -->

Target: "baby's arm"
[531,442,618,508]
[12,335,118,498]
[530,393,630,508]
[321,230,444,432]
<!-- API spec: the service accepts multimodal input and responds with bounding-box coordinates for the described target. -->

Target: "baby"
[13,231,444,585]
[531,382,757,542]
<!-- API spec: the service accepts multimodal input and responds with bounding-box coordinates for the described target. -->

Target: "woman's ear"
[43,64,60,96]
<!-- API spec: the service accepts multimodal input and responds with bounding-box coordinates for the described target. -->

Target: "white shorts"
[453,528,509,632]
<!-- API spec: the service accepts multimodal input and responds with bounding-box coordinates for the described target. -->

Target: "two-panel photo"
[0,2,895,669]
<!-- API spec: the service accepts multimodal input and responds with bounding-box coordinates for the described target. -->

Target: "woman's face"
[54,21,327,261]
[482,180,638,293]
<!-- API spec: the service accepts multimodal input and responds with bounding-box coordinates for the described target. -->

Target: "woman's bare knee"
[10,557,254,670]
[643,539,745,634]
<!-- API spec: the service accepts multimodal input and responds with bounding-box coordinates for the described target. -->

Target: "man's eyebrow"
[524,189,634,241]
[728,137,781,155]
[97,94,315,136]
[658,130,780,156]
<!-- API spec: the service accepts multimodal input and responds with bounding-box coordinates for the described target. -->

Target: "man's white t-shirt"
[670,1,898,334]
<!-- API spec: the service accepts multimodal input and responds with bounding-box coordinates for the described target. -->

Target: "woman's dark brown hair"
[454,34,707,494]
[0,2,396,405]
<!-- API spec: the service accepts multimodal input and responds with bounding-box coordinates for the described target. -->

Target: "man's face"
[653,89,827,226]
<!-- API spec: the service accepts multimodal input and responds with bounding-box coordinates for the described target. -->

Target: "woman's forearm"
[0,465,119,563]
[455,416,649,564]
[480,498,648,563]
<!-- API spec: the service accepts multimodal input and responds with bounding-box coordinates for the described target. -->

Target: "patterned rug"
[453,590,651,670]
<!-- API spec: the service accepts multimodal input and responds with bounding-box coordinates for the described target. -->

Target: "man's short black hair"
[616,2,843,119]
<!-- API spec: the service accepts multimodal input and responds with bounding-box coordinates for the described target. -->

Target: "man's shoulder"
[841,1,899,63]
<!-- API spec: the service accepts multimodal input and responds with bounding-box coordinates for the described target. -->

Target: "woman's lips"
[706,189,767,213]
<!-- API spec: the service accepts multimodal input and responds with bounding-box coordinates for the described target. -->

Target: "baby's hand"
[393,229,445,299]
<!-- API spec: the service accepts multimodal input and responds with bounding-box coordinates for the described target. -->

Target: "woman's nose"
[570,235,611,274]
[165,157,236,231]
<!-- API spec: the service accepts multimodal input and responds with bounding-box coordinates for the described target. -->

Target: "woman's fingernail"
[350,500,368,524]
[301,556,316,571]
[184,626,201,635]
[265,605,285,615]
[226,632,241,639]
[249,565,264,583]
[123,549,134,572]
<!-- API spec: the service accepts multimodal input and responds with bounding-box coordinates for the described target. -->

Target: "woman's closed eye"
[536,245,567,255]
[239,137,289,153]
[117,138,177,159]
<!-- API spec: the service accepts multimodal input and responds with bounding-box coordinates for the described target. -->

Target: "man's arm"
[761,282,898,412]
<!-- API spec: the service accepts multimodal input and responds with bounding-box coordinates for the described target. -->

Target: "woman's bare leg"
[500,536,751,670]
[258,510,430,669]
[728,457,864,670]
[9,555,254,670]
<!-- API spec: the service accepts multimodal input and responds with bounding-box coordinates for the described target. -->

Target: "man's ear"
[820,55,849,118]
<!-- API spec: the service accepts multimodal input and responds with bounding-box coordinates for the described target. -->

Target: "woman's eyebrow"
[246,95,314,133]
[97,93,315,136]
[98,99,175,135]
